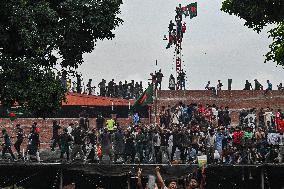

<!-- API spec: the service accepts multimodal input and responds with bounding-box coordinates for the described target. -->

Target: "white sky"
[77,0,284,91]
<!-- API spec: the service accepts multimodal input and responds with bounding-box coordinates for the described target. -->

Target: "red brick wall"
[1,90,283,150]
[155,90,284,124]
[0,117,149,150]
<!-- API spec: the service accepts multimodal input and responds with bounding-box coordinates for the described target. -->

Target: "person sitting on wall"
[243,80,252,90]
[277,83,284,90]
[205,81,215,91]
[254,79,263,90]
[216,80,223,91]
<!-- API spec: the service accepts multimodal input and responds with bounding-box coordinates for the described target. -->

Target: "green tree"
[0,0,123,117]
[221,0,284,67]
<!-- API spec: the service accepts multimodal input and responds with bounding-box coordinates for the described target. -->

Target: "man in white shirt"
[153,131,161,163]
[264,108,273,128]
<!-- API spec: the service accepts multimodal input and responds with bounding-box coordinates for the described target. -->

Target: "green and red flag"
[131,84,154,112]
[187,2,197,19]
[7,109,24,121]
[8,112,17,121]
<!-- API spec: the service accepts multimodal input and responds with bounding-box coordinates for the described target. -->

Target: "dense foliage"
[0,0,123,117]
[221,0,284,66]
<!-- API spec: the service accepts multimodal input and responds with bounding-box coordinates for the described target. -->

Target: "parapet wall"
[1,90,283,149]
[156,90,284,124]
[0,117,148,150]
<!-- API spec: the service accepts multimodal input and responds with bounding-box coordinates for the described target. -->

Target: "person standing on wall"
[14,124,24,159]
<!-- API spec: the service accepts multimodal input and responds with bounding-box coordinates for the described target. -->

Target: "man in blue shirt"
[215,128,225,158]
[133,112,140,126]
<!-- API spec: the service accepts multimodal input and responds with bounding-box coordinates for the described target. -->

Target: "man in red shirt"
[276,109,284,133]
[232,127,244,149]
[197,104,205,115]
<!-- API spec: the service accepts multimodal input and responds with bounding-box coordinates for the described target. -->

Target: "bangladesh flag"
[187,2,197,19]
[7,109,24,121]
[8,112,17,121]
[131,84,154,111]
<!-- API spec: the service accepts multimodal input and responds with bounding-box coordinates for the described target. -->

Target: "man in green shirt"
[254,79,263,90]
[106,118,115,132]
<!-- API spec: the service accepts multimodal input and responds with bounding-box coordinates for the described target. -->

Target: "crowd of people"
[58,70,284,99]
[1,102,284,166]
[67,75,145,99]
[96,79,144,99]
[205,79,284,93]
[136,166,205,189]
[57,68,190,99]
[1,123,40,162]
[58,69,164,99]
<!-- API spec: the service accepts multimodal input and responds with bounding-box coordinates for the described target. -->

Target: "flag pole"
[154,87,158,126]
[148,106,151,124]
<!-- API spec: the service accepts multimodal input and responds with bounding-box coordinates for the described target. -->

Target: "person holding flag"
[131,84,154,112]
[131,84,154,125]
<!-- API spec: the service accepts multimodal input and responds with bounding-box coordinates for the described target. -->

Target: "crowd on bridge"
[1,102,284,167]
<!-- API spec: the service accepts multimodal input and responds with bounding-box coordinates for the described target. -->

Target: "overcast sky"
[77,0,283,91]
